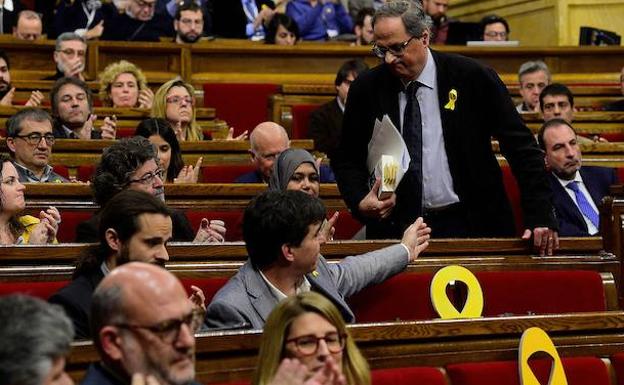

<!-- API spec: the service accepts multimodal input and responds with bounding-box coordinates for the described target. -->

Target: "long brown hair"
[0,154,25,242]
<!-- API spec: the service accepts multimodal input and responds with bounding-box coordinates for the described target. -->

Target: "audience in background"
[0,0,25,35]
[174,1,205,43]
[348,0,385,19]
[253,292,369,385]
[540,83,575,123]
[50,77,117,140]
[605,66,624,111]
[309,59,368,161]
[135,117,202,183]
[0,295,74,385]
[212,0,275,40]
[265,13,299,45]
[286,0,353,41]
[6,108,67,183]
[51,0,104,40]
[159,0,213,35]
[13,10,43,40]
[0,50,44,107]
[101,0,173,41]
[352,7,374,46]
[0,153,60,245]
[236,121,290,183]
[152,78,204,141]
[98,60,154,109]
[46,32,87,81]
[481,14,508,42]
[422,0,450,44]
[516,60,551,113]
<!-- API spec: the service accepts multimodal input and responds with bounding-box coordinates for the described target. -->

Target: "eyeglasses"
[285,332,346,356]
[127,168,164,185]
[166,95,194,105]
[372,36,417,59]
[14,133,56,146]
[56,48,86,58]
[484,31,508,39]
[114,309,204,344]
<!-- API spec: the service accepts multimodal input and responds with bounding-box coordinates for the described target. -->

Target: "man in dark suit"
[212,0,274,39]
[332,1,558,255]
[309,59,368,160]
[537,119,618,236]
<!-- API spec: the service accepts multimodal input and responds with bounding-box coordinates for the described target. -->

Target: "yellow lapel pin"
[444,89,458,111]
[311,270,319,277]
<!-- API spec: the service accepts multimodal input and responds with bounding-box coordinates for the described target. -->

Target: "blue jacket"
[286,0,353,41]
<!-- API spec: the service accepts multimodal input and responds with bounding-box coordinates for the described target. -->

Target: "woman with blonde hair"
[253,291,370,385]
[98,60,154,109]
[152,78,248,142]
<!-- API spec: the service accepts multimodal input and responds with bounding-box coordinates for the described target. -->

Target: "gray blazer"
[204,244,409,329]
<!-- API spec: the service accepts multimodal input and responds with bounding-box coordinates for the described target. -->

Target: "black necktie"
[402,81,423,212]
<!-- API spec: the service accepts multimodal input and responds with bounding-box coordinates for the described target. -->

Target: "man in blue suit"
[537,118,618,236]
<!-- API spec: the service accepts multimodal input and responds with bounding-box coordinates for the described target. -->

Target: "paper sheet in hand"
[367,115,410,193]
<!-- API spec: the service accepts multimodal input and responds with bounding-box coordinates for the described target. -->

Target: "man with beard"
[6,108,68,183]
[537,118,617,236]
[0,50,44,106]
[49,190,176,339]
[50,77,117,139]
[422,0,451,44]
[174,1,204,43]
[45,32,88,81]
[75,136,225,243]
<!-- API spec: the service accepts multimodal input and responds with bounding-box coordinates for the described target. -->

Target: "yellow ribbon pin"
[311,270,319,277]
[444,89,458,111]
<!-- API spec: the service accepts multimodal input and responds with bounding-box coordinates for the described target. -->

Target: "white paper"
[367,115,410,191]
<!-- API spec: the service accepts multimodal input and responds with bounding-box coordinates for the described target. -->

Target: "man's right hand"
[400,217,431,262]
[64,60,85,80]
[357,178,396,219]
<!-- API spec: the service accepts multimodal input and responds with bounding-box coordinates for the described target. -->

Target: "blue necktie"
[566,181,599,228]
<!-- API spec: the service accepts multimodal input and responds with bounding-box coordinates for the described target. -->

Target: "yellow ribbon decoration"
[519,327,568,385]
[444,89,458,111]
[430,265,483,319]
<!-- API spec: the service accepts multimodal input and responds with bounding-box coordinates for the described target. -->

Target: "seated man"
[516,60,551,113]
[13,10,43,40]
[423,0,451,44]
[0,50,44,107]
[537,119,618,236]
[101,0,173,41]
[6,108,68,183]
[76,136,224,243]
[51,189,175,338]
[237,121,335,183]
[309,59,368,160]
[85,262,202,385]
[205,190,431,329]
[539,83,575,123]
[352,7,373,46]
[0,295,74,385]
[50,77,117,139]
[286,0,353,41]
[46,32,88,81]
[605,65,624,111]
[480,14,508,41]
[174,1,205,43]
[212,0,275,40]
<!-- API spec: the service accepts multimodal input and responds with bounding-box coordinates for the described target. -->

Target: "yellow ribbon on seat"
[430,265,483,319]
[444,89,458,111]
[519,327,568,385]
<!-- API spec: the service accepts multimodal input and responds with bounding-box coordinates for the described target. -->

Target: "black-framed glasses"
[114,308,204,344]
[285,332,346,356]
[372,36,417,59]
[13,133,56,146]
[166,95,194,105]
[127,168,164,185]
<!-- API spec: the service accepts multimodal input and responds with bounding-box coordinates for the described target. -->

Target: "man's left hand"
[522,227,559,256]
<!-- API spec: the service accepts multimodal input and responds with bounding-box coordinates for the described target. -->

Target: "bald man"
[84,262,202,385]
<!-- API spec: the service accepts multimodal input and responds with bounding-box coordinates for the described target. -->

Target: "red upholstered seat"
[611,353,624,385]
[347,272,437,322]
[77,165,96,182]
[475,270,606,316]
[0,281,70,300]
[332,211,363,240]
[201,165,256,183]
[372,366,446,385]
[446,357,610,385]
[58,211,94,243]
[183,210,244,242]
[180,277,230,305]
[203,83,279,137]
[116,127,136,138]
[52,165,70,179]
[500,165,523,236]
[291,104,321,140]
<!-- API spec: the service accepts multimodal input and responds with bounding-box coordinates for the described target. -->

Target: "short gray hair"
[0,295,74,385]
[55,32,86,52]
[91,284,127,354]
[372,1,432,38]
[6,107,53,137]
[18,10,41,22]
[518,60,551,83]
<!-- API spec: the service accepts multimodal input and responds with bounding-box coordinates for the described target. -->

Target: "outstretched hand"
[400,217,431,262]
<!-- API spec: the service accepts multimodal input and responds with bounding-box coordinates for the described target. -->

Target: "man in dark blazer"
[537,119,618,236]
[212,0,274,39]
[332,1,558,254]
[309,59,368,160]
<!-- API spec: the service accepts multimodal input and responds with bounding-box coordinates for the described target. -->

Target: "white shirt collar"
[555,170,582,187]
[259,270,311,301]
[416,48,436,90]
[336,96,345,112]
